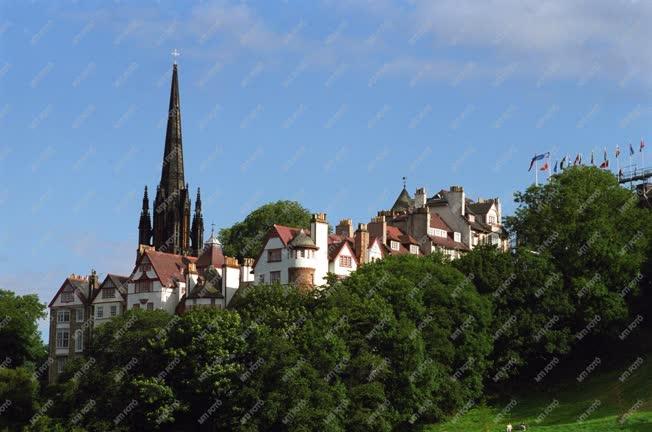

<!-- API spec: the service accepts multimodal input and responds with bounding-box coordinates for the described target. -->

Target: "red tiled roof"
[142,250,196,287]
[430,213,451,231]
[196,244,225,269]
[386,225,404,241]
[273,224,301,246]
[429,234,469,251]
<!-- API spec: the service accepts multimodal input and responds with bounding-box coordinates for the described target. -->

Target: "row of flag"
[528,140,646,174]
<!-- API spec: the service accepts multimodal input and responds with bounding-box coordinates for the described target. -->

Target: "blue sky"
[1,0,651,338]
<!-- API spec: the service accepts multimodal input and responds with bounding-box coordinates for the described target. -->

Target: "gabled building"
[383,184,509,255]
[47,272,98,383]
[91,274,129,327]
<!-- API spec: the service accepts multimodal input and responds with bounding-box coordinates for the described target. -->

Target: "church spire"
[138,186,152,246]
[160,63,185,196]
[191,188,204,257]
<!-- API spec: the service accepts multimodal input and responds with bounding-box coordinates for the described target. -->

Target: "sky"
[1,0,651,339]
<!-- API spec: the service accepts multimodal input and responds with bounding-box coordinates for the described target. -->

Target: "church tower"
[139,61,200,256]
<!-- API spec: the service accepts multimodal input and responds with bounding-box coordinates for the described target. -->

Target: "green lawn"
[426,355,652,432]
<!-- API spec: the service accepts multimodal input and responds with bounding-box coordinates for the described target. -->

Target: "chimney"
[88,269,99,289]
[368,215,387,245]
[414,187,427,208]
[240,257,255,283]
[335,218,354,238]
[354,223,369,264]
[310,213,329,286]
[447,186,465,216]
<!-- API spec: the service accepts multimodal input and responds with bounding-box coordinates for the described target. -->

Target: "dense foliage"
[218,200,312,260]
[2,167,650,431]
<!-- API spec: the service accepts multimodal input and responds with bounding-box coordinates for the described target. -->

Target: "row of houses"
[47,184,506,383]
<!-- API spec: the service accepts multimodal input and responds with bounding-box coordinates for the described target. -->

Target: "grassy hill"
[426,354,652,432]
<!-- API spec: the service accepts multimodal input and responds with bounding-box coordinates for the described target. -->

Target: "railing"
[618,167,652,184]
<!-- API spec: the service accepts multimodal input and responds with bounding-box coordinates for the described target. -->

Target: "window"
[454,232,461,243]
[141,263,152,272]
[258,274,265,283]
[270,271,281,283]
[339,255,352,268]
[133,304,140,310]
[434,229,447,238]
[390,241,400,251]
[56,330,69,349]
[74,330,84,352]
[110,305,117,316]
[102,288,116,299]
[57,310,70,323]
[96,306,103,318]
[410,245,420,255]
[75,309,84,322]
[488,215,496,224]
[61,291,74,303]
[57,357,67,373]
[267,249,282,262]
[135,280,152,293]
[146,303,154,311]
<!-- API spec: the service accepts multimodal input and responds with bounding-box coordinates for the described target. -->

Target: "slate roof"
[187,266,224,299]
[391,188,413,211]
[467,201,495,215]
[289,229,318,249]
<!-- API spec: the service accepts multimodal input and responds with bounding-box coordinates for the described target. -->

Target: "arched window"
[75,330,84,352]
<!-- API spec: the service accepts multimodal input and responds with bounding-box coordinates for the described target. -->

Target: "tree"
[454,245,573,384]
[319,254,492,430]
[0,366,40,430]
[505,167,652,336]
[0,290,47,367]
[218,201,312,260]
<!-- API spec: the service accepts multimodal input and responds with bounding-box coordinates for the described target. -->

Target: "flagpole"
[547,155,551,179]
[535,159,539,186]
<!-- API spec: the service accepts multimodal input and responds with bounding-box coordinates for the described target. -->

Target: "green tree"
[218,201,312,260]
[505,167,652,335]
[319,254,492,430]
[0,290,46,367]
[455,245,573,384]
[0,366,40,430]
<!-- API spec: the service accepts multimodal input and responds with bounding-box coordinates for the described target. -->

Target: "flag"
[528,152,549,171]
[553,161,558,173]
[574,154,581,165]
[560,156,566,170]
[615,145,621,158]
[599,159,609,169]
[629,143,635,156]
[540,161,549,171]
[641,139,646,152]
[590,151,594,166]
[618,168,623,178]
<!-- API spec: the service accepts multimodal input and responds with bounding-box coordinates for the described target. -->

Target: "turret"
[190,188,204,256]
[138,186,152,246]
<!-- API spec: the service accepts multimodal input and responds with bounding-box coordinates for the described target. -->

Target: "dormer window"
[433,229,447,238]
[488,215,496,224]
[454,232,461,243]
[102,288,116,299]
[339,256,352,267]
[141,263,152,272]
[410,245,420,254]
[390,241,400,251]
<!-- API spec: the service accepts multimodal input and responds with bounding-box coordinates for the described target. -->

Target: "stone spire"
[190,188,204,256]
[160,63,185,196]
[150,62,191,256]
[138,186,152,246]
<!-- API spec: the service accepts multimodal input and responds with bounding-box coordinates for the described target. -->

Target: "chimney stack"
[368,215,387,245]
[414,187,427,208]
[335,218,354,238]
[447,185,465,216]
[354,223,369,264]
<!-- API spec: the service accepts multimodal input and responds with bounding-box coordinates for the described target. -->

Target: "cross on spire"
[211,222,215,236]
[402,176,407,189]
[171,48,181,65]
